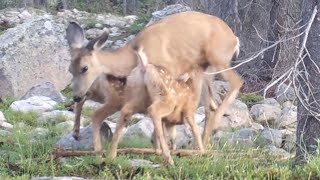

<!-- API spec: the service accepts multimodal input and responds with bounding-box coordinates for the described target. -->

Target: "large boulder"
[146,4,192,26]
[20,82,66,103]
[0,16,71,98]
[9,96,57,113]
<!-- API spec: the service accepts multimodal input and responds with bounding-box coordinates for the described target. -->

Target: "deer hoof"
[72,131,80,141]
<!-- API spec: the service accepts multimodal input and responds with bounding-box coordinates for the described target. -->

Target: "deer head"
[66,22,109,102]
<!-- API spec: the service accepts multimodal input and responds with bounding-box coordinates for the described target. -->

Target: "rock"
[146,4,192,26]
[212,81,230,104]
[105,111,121,122]
[250,104,281,126]
[18,10,32,20]
[264,145,291,158]
[122,117,153,139]
[0,17,71,98]
[0,129,11,137]
[227,128,258,147]
[211,130,231,145]
[0,111,6,122]
[37,110,84,125]
[283,132,296,152]
[251,122,264,131]
[85,28,104,39]
[56,121,74,134]
[274,103,297,129]
[114,40,125,47]
[56,121,112,150]
[219,100,251,129]
[125,35,135,42]
[83,100,103,110]
[258,98,281,108]
[276,84,296,102]
[255,128,283,148]
[20,82,66,103]
[9,96,57,113]
[175,124,201,149]
[128,159,160,168]
[124,15,138,24]
[30,177,89,180]
[0,111,13,130]
[0,121,13,130]
[95,23,103,28]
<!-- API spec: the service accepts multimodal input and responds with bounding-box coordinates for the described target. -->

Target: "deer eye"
[81,66,88,73]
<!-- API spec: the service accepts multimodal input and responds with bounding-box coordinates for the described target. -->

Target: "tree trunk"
[295,0,320,165]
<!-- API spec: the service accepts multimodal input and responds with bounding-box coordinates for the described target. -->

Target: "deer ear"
[86,30,109,51]
[66,21,86,49]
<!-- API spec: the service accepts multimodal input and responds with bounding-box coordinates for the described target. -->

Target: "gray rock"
[0,121,13,130]
[0,129,11,137]
[256,128,283,148]
[30,177,89,180]
[0,17,72,98]
[250,104,281,126]
[264,145,291,158]
[83,100,103,110]
[227,128,258,147]
[276,84,296,102]
[85,28,104,39]
[95,23,103,28]
[219,100,251,129]
[250,122,264,131]
[212,81,230,104]
[275,103,297,129]
[37,110,84,125]
[211,130,231,145]
[283,132,296,153]
[122,117,154,139]
[124,15,138,25]
[128,159,160,168]
[56,121,74,134]
[258,98,281,108]
[146,4,192,26]
[20,82,66,103]
[9,96,57,113]
[0,111,6,122]
[56,121,112,150]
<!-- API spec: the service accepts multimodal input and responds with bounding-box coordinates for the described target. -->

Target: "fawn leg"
[165,123,177,150]
[185,113,204,152]
[148,100,175,165]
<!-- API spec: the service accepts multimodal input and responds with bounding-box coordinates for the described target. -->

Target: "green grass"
[1,97,320,179]
[239,93,264,107]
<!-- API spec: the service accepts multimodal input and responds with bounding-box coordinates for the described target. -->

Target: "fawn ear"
[86,30,109,51]
[66,21,86,49]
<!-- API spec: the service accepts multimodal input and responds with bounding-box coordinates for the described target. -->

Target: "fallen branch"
[52,146,211,159]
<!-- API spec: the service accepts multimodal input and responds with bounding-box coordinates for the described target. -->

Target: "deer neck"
[95,45,138,78]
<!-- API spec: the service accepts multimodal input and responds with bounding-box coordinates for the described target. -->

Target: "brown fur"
[66,11,242,163]
[136,47,204,164]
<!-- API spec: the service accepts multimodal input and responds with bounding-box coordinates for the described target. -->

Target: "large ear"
[66,21,86,49]
[86,30,109,51]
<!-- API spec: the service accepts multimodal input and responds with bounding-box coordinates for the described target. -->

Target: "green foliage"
[79,18,99,29]
[127,16,149,35]
[239,93,264,106]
